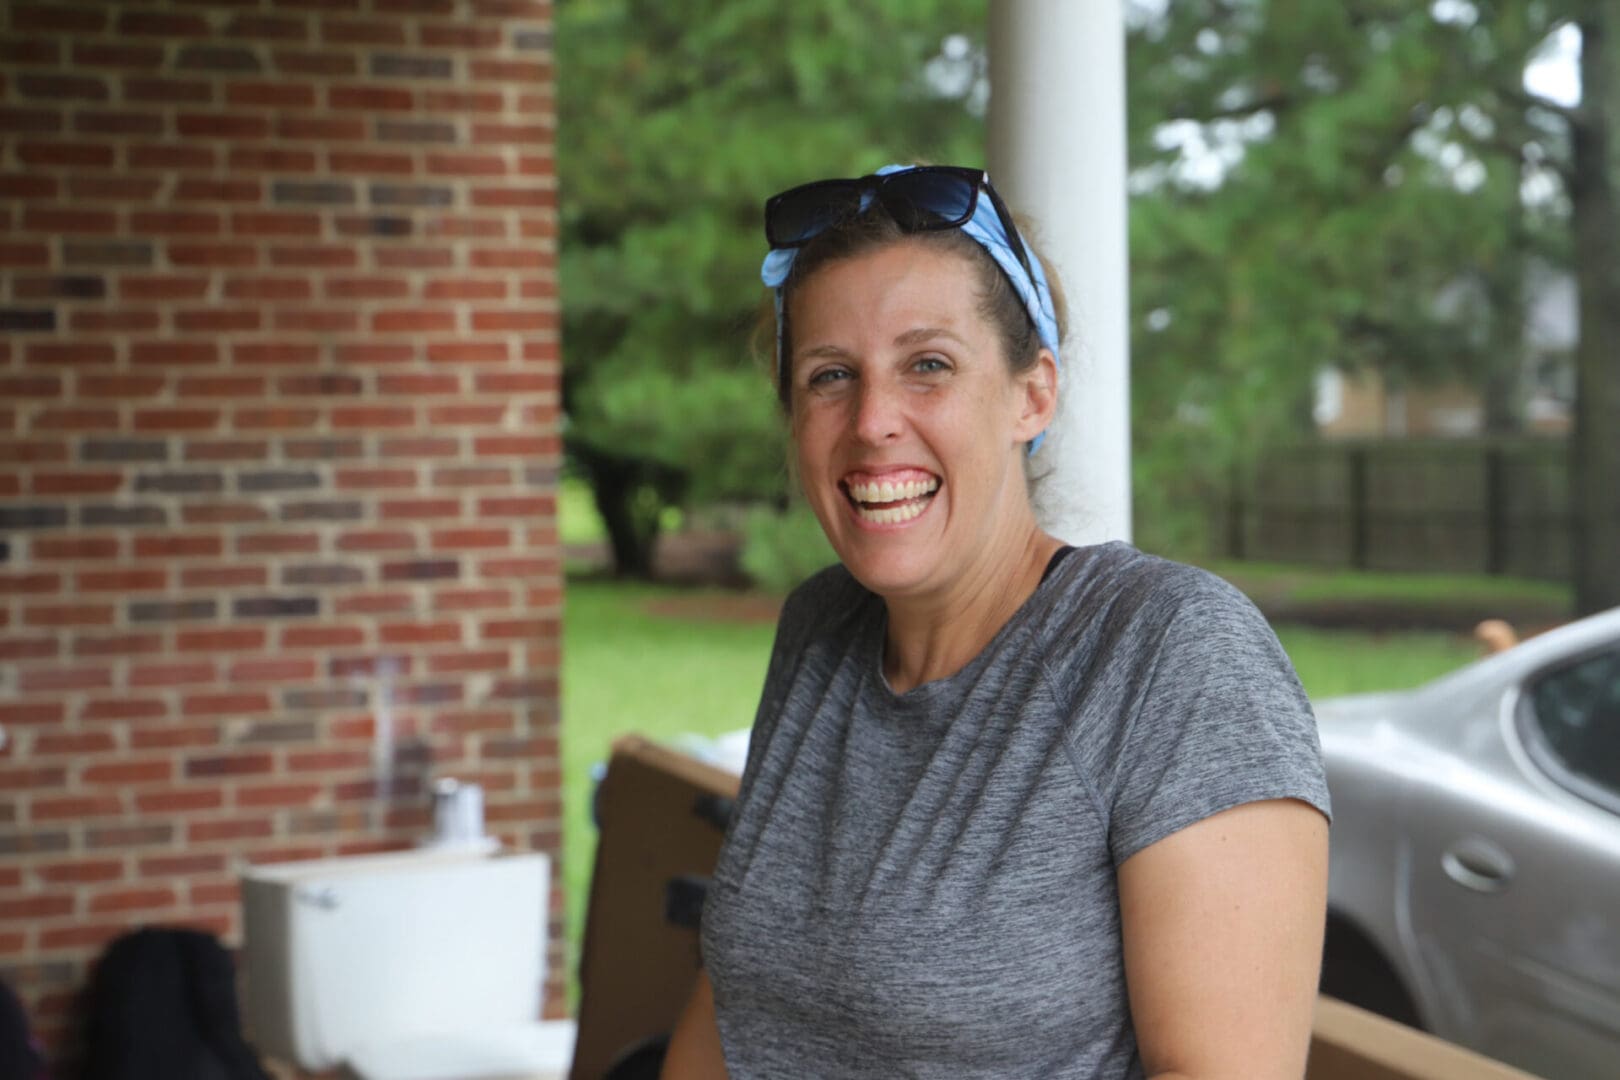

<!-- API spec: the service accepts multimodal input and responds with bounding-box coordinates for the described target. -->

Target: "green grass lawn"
[557,572,1490,1005]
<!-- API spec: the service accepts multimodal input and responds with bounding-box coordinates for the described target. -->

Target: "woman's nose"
[852,379,903,444]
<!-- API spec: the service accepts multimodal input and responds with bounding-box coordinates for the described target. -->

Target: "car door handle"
[1441,836,1515,894]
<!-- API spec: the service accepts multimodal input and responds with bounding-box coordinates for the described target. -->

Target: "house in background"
[1313,270,1576,439]
[0,2,564,1070]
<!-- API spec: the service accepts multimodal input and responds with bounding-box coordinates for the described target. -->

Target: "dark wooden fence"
[1214,439,1572,581]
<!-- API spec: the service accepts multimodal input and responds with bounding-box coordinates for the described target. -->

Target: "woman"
[663,165,1330,1079]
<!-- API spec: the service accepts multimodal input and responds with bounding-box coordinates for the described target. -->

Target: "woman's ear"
[1013,349,1058,443]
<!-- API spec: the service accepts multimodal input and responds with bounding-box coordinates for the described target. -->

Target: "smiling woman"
[661,166,1332,1080]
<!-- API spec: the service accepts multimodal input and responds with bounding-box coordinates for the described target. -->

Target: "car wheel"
[1320,914,1424,1031]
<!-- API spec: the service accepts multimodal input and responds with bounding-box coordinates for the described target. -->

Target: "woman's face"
[786,240,1056,601]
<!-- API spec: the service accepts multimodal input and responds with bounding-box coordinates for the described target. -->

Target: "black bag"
[81,927,271,1080]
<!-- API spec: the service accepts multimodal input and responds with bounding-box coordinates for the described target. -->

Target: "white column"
[989,0,1132,545]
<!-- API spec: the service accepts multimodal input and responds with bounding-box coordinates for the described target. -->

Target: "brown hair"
[764,206,1068,410]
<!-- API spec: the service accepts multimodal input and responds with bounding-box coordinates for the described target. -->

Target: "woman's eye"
[807,367,851,387]
[913,356,949,374]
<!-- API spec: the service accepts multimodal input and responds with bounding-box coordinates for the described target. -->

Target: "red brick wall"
[0,0,563,1064]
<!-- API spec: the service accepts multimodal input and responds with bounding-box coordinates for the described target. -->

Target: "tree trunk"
[1570,11,1620,615]
[577,448,661,580]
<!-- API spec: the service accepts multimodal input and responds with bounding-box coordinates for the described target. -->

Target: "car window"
[1528,649,1620,807]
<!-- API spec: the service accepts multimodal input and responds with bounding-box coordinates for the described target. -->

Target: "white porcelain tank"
[241,848,551,1074]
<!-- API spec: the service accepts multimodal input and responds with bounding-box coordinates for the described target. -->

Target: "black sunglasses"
[763,165,1034,282]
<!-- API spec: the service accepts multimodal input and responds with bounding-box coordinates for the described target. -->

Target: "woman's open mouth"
[841,471,941,526]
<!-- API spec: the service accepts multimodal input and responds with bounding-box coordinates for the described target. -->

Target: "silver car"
[1318,605,1620,1079]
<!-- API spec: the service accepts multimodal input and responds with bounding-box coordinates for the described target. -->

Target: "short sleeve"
[1096,570,1331,866]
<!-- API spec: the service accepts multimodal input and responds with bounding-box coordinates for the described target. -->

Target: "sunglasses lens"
[766,182,865,247]
[879,170,978,230]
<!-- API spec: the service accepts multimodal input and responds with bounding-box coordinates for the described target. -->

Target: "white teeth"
[846,476,940,503]
[854,494,931,525]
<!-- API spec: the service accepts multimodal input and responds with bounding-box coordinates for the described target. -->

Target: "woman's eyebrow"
[893,326,966,348]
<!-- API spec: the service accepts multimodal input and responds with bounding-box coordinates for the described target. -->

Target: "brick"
[244,720,323,748]
[477,495,551,517]
[371,183,453,207]
[190,819,275,843]
[31,472,123,496]
[427,650,509,676]
[226,82,316,108]
[474,435,555,456]
[0,636,58,660]
[233,407,320,431]
[377,373,459,395]
[129,725,217,751]
[20,664,116,693]
[129,661,216,688]
[375,246,455,269]
[334,214,413,238]
[88,887,178,915]
[425,342,507,364]
[430,403,507,426]
[182,691,273,718]
[379,497,459,521]
[179,566,267,592]
[131,409,220,433]
[376,119,458,143]
[282,687,367,711]
[273,309,361,333]
[281,625,367,648]
[192,881,242,907]
[332,343,414,365]
[336,530,415,553]
[228,146,318,172]
[276,115,366,141]
[77,568,167,592]
[177,111,273,138]
[81,439,167,463]
[239,469,322,493]
[233,596,320,618]
[24,602,114,628]
[34,794,124,822]
[72,633,165,658]
[133,789,226,816]
[223,14,309,41]
[120,276,211,302]
[123,77,214,105]
[0,895,75,921]
[0,442,70,465]
[24,206,118,233]
[280,501,363,522]
[128,599,217,623]
[139,854,225,878]
[81,760,172,786]
[36,860,124,885]
[369,53,453,79]
[332,406,415,429]
[39,923,125,951]
[323,19,407,45]
[0,110,66,141]
[183,502,272,526]
[286,747,369,771]
[34,537,119,559]
[68,310,161,333]
[62,242,151,270]
[177,45,262,73]
[236,532,320,555]
[237,783,322,810]
[272,180,357,205]
[185,752,273,780]
[232,344,319,365]
[329,149,414,175]
[0,830,71,857]
[432,527,511,549]
[74,110,165,138]
[169,246,260,270]
[175,375,266,399]
[117,10,208,35]
[281,563,366,587]
[134,472,224,495]
[329,85,414,111]
[380,558,459,582]
[232,211,320,237]
[0,241,51,267]
[70,40,165,67]
[30,408,119,432]
[323,277,411,301]
[175,627,265,652]
[80,697,167,723]
[0,174,60,199]
[228,657,318,682]
[77,503,168,527]
[126,144,217,170]
[184,439,269,463]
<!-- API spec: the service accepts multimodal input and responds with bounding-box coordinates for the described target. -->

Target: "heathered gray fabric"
[702,541,1331,1079]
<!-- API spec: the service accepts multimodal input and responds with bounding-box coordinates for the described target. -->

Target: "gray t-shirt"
[702,541,1330,1079]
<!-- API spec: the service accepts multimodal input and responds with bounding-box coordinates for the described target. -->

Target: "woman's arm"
[660,970,729,1079]
[1117,797,1329,1080]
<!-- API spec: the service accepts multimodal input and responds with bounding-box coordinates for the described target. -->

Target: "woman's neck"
[881,526,1064,694]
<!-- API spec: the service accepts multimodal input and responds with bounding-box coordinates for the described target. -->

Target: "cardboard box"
[573,737,1546,1080]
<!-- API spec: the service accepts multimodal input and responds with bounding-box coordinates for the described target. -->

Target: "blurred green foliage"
[739,502,838,593]
[558,0,985,573]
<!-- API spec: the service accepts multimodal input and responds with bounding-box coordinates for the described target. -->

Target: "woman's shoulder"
[1045,541,1256,633]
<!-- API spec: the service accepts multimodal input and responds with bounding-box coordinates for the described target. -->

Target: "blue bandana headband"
[762,164,1061,453]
